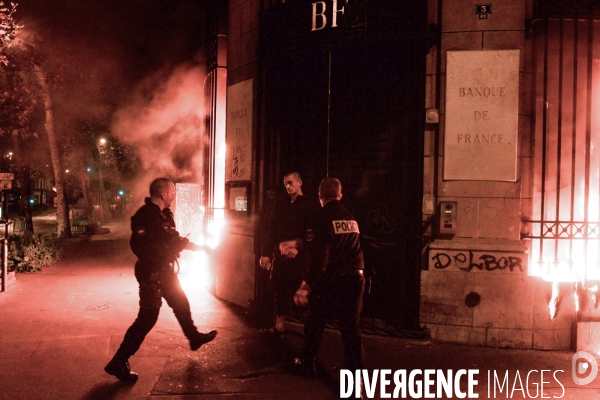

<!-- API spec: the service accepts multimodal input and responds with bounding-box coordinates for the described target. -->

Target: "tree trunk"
[98,161,111,223]
[78,170,98,229]
[34,68,71,238]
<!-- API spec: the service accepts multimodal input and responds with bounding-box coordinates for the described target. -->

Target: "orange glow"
[178,248,211,294]
[527,44,600,320]
[173,93,228,292]
[175,215,226,293]
[176,40,227,295]
[528,159,600,283]
[213,66,227,215]
[176,215,226,294]
[529,59,600,285]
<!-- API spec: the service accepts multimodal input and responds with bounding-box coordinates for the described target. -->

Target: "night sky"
[10,0,209,192]
[18,0,207,94]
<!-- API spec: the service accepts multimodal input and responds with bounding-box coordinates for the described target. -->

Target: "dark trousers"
[271,255,303,316]
[301,275,366,371]
[114,270,198,359]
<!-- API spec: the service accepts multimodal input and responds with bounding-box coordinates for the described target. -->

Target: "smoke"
[111,63,206,200]
[15,0,207,202]
[16,6,131,123]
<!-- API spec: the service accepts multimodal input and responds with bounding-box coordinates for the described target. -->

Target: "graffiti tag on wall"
[429,250,525,273]
[367,203,396,234]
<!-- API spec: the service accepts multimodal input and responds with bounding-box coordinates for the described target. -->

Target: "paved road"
[0,215,599,399]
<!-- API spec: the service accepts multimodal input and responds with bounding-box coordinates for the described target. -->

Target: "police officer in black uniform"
[105,178,217,383]
[292,177,365,379]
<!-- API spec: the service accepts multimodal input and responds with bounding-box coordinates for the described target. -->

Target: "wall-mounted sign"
[226,79,253,182]
[444,50,520,181]
[0,181,12,190]
[311,0,368,31]
[0,173,14,180]
[476,4,492,19]
[229,186,247,212]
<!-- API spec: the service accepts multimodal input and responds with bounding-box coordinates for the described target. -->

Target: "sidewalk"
[0,218,599,399]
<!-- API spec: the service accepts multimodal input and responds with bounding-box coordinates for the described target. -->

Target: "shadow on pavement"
[80,381,135,400]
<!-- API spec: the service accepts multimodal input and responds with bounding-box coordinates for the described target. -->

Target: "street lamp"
[65,169,70,204]
[98,138,106,222]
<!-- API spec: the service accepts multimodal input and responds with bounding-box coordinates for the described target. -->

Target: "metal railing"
[523,221,600,240]
[524,14,600,282]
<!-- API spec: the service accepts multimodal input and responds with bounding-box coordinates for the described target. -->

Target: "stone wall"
[419,0,571,349]
[211,0,261,309]
[212,221,256,308]
[421,239,575,349]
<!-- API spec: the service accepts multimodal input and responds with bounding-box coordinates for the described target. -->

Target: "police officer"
[105,178,217,383]
[292,177,365,380]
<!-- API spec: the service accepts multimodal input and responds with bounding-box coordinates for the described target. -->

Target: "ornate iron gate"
[524,1,600,283]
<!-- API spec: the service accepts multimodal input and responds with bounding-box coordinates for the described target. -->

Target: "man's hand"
[259,256,272,270]
[279,240,300,259]
[284,248,298,258]
[293,281,311,307]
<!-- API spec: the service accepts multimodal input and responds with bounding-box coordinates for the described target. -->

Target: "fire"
[529,182,600,318]
[176,211,226,292]
[176,216,226,295]
[173,183,226,293]
[527,59,600,318]
[173,60,226,295]
[528,175,600,284]
[178,249,211,293]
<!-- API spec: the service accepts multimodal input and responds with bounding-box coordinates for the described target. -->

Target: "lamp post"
[65,169,71,204]
[98,138,106,223]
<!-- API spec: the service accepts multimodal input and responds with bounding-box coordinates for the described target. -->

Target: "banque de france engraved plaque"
[444,50,520,181]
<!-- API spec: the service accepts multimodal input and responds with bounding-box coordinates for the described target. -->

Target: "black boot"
[104,356,139,383]
[190,329,217,350]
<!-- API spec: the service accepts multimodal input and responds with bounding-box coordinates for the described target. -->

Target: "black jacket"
[130,198,189,282]
[303,200,364,286]
[261,194,318,258]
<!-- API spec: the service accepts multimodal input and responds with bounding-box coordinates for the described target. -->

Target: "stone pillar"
[420,0,573,349]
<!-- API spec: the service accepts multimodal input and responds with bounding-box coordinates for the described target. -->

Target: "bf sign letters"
[312,0,345,31]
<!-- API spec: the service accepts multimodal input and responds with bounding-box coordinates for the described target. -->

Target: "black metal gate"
[524,1,600,283]
[257,1,429,332]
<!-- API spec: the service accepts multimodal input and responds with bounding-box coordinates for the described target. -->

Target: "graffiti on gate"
[430,250,525,273]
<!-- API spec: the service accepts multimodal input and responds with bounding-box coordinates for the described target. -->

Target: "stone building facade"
[204,0,600,350]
